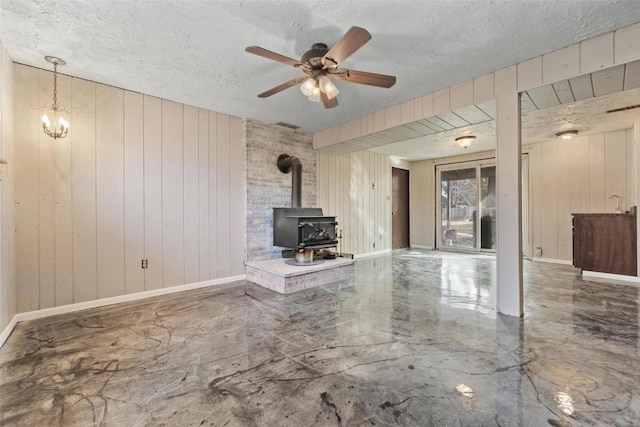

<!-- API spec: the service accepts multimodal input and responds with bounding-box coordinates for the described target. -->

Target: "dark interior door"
[392,167,410,249]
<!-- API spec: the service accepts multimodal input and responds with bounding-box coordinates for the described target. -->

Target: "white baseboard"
[531,257,573,266]
[582,270,640,285]
[0,315,18,348]
[354,249,392,259]
[0,274,245,348]
[410,245,433,250]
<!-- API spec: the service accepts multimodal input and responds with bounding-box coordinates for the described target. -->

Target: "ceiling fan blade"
[245,46,302,67]
[334,69,396,88]
[321,26,371,68]
[320,92,339,109]
[257,76,306,98]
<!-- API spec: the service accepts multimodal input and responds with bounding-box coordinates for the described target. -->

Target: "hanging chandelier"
[41,56,69,140]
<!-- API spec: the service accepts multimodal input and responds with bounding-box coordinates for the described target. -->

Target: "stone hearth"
[245,257,355,294]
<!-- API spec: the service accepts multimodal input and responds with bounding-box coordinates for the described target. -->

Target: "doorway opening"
[392,167,410,249]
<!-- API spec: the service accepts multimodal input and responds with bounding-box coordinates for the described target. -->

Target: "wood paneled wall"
[528,129,634,261]
[408,129,634,262]
[0,42,16,331]
[14,64,245,312]
[317,151,391,256]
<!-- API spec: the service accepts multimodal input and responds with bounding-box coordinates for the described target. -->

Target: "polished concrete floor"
[1,250,639,426]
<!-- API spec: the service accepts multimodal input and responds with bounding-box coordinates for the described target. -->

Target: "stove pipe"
[277,154,302,208]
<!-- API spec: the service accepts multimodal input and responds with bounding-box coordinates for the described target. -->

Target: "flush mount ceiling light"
[556,130,579,140]
[455,135,476,149]
[41,56,69,140]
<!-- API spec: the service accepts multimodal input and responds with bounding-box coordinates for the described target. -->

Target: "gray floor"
[1,250,639,426]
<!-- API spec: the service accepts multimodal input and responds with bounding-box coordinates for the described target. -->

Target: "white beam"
[495,65,523,317]
[635,114,640,277]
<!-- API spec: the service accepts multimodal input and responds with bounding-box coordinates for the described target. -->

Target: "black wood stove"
[273,154,338,263]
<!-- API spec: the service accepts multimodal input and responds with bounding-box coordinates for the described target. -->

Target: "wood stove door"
[392,167,410,249]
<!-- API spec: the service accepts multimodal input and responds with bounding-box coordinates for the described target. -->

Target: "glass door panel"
[440,168,477,249]
[480,166,496,250]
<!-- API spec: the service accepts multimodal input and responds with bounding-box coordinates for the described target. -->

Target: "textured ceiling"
[2,1,640,133]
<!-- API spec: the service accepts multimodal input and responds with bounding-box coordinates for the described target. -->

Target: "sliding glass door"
[440,168,477,249]
[437,161,496,252]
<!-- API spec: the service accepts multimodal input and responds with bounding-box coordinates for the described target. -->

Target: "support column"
[635,115,640,277]
[495,65,523,317]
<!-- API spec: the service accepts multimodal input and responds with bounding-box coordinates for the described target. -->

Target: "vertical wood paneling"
[71,78,97,303]
[540,142,558,259]
[317,153,327,208]
[161,100,184,288]
[229,116,245,275]
[529,145,542,257]
[385,157,390,248]
[96,84,125,299]
[38,69,55,308]
[316,150,392,256]
[15,66,40,311]
[216,113,231,278]
[580,33,614,73]
[450,81,474,110]
[588,134,606,212]
[604,130,627,211]
[198,109,210,281]
[626,129,635,207]
[357,152,365,254]
[183,105,199,284]
[53,74,73,306]
[124,91,144,295]
[208,112,218,278]
[377,156,383,252]
[524,129,633,261]
[328,153,336,214]
[426,161,436,247]
[341,155,350,254]
[14,64,249,312]
[569,137,590,214]
[143,95,163,290]
[543,44,580,84]
[556,140,573,260]
[349,152,358,254]
[0,44,14,328]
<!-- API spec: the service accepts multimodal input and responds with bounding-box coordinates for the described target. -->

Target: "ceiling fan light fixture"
[556,130,579,140]
[308,87,321,102]
[300,77,317,96]
[318,75,339,100]
[455,135,476,149]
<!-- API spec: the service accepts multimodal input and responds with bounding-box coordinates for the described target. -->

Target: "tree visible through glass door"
[440,168,476,249]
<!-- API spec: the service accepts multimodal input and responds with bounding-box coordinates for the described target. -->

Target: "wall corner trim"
[582,270,640,285]
[0,316,19,349]
[530,257,573,265]
[0,274,246,348]
[354,249,392,259]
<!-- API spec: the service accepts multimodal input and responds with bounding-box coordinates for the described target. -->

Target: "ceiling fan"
[245,26,396,109]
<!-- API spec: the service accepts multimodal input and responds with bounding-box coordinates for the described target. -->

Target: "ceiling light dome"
[455,135,476,149]
[556,130,579,139]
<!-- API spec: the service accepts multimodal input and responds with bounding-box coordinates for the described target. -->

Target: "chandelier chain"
[52,62,58,112]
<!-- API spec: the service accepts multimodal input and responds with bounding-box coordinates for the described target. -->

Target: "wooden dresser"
[572,213,637,276]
